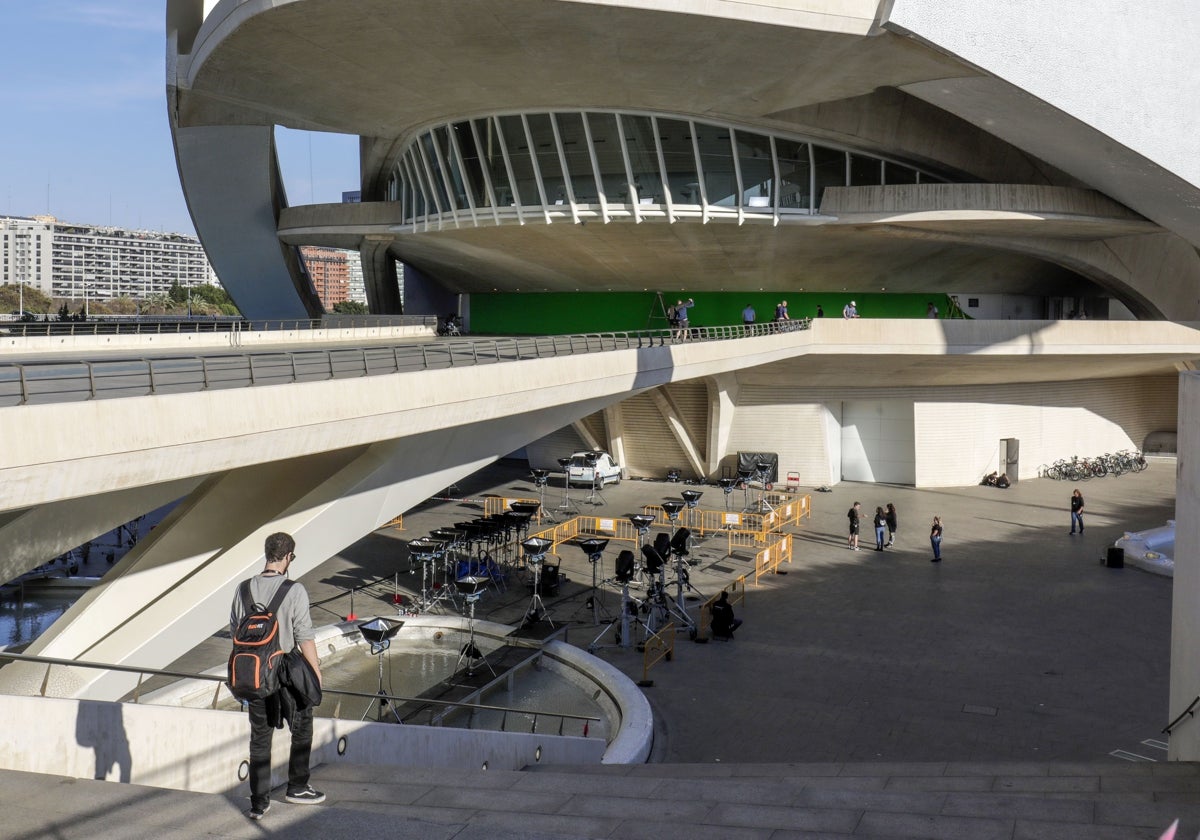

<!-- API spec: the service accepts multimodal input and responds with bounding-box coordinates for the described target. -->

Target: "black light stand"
[680,489,703,537]
[454,576,495,677]
[358,617,405,722]
[520,537,555,628]
[573,537,613,625]
[531,469,557,522]
[718,478,737,511]
[582,452,606,506]
[626,514,655,586]
[752,461,777,515]
[666,527,702,627]
[737,467,755,512]
[555,457,580,516]
[407,538,446,612]
[429,529,465,613]
[660,500,684,541]
[589,549,643,652]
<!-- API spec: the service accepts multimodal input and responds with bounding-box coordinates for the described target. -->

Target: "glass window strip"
[395,109,956,223]
[467,118,501,223]
[520,114,551,220]
[491,116,526,224]
[614,116,639,221]
[428,127,462,226]
[446,123,480,226]
[580,113,609,221]
[689,119,710,222]
[650,115,673,217]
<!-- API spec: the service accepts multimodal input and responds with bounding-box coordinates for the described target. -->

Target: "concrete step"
[310,760,1200,839]
[4,761,1197,839]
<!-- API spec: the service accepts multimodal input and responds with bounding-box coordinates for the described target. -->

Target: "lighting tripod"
[582,453,606,506]
[521,537,555,628]
[531,469,557,523]
[358,617,404,723]
[626,514,655,587]
[574,537,614,625]
[555,457,580,516]
[455,578,495,678]
[718,478,737,511]
[750,462,778,515]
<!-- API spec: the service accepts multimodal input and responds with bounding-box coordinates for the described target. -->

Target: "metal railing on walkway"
[0,319,809,407]
[0,650,599,737]
[0,315,435,338]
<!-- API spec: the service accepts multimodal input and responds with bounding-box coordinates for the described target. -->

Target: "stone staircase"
[5,760,1199,839]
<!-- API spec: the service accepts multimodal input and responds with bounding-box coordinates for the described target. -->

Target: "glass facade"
[388,109,945,226]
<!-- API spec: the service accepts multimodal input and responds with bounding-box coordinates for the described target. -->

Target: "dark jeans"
[248,696,313,809]
[931,535,942,560]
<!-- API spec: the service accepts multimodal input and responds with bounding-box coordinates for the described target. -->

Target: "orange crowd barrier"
[697,577,748,641]
[482,495,543,524]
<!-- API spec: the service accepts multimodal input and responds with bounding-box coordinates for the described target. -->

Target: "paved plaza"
[266,457,1178,767]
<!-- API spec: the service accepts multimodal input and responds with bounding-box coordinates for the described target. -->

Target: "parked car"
[566,451,621,487]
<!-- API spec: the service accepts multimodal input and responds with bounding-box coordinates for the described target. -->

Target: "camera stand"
[455,584,495,678]
[520,537,555,628]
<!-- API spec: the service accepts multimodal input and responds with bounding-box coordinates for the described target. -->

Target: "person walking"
[847,502,861,551]
[926,301,939,318]
[842,300,859,319]
[872,506,887,551]
[1070,489,1085,534]
[930,516,943,562]
[774,300,790,321]
[231,532,325,821]
[742,303,756,328]
[673,298,695,339]
[884,502,898,547]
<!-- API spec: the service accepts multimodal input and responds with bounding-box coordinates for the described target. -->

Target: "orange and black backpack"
[228,579,294,701]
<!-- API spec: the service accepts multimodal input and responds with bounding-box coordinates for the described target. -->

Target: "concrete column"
[1170,371,1200,759]
[359,237,402,314]
[603,405,628,479]
[705,373,740,475]
[650,388,706,479]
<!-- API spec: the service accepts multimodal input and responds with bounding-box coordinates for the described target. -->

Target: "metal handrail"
[0,649,600,727]
[1163,695,1200,734]
[0,315,436,337]
[0,319,810,407]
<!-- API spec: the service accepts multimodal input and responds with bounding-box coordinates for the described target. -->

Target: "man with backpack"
[229,532,324,820]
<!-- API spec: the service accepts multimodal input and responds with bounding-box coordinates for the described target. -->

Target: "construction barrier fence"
[482,495,544,524]
[697,577,748,641]
[642,493,810,540]
[642,621,675,683]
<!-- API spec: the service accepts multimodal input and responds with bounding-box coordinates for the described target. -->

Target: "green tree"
[168,281,188,304]
[332,301,369,314]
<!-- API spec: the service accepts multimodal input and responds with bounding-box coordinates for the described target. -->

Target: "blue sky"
[0,1,359,235]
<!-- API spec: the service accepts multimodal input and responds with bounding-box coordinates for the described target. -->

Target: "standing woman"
[1070,489,1085,534]
[873,507,887,551]
[930,516,943,562]
[885,503,898,547]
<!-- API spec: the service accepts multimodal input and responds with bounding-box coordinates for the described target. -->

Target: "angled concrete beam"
[649,388,707,479]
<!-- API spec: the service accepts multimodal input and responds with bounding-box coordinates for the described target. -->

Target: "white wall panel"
[841,400,915,484]
[620,392,691,480]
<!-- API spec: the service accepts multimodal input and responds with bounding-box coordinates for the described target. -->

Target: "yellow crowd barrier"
[725,531,793,585]
[383,514,404,531]
[642,492,810,541]
[482,495,543,524]
[527,515,642,554]
[641,621,675,683]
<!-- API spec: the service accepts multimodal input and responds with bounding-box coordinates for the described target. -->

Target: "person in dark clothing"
[873,506,887,551]
[1070,489,1085,534]
[930,516,944,562]
[710,590,743,639]
[815,304,824,318]
[884,503,898,547]
[230,532,325,821]
[847,502,861,551]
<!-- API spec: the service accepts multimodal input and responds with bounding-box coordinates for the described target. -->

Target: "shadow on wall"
[75,700,132,782]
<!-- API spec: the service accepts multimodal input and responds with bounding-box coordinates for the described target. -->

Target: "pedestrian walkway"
[0,459,1186,838]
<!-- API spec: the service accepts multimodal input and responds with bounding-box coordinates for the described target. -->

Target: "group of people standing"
[847,501,944,562]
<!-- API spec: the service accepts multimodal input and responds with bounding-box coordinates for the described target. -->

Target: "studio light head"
[584,451,599,466]
[408,537,445,559]
[665,466,681,482]
[627,513,655,533]
[557,457,571,469]
[359,616,404,644]
[756,461,771,475]
[718,478,737,493]
[510,501,541,517]
[614,549,636,583]
[576,537,609,561]
[670,527,691,557]
[641,543,665,575]
[661,500,684,520]
[431,528,465,544]
[531,469,550,486]
[681,489,703,508]
[455,575,486,594]
[521,536,554,562]
[737,467,754,480]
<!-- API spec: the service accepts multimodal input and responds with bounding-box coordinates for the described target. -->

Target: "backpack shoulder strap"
[238,579,256,614]
[265,578,295,615]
